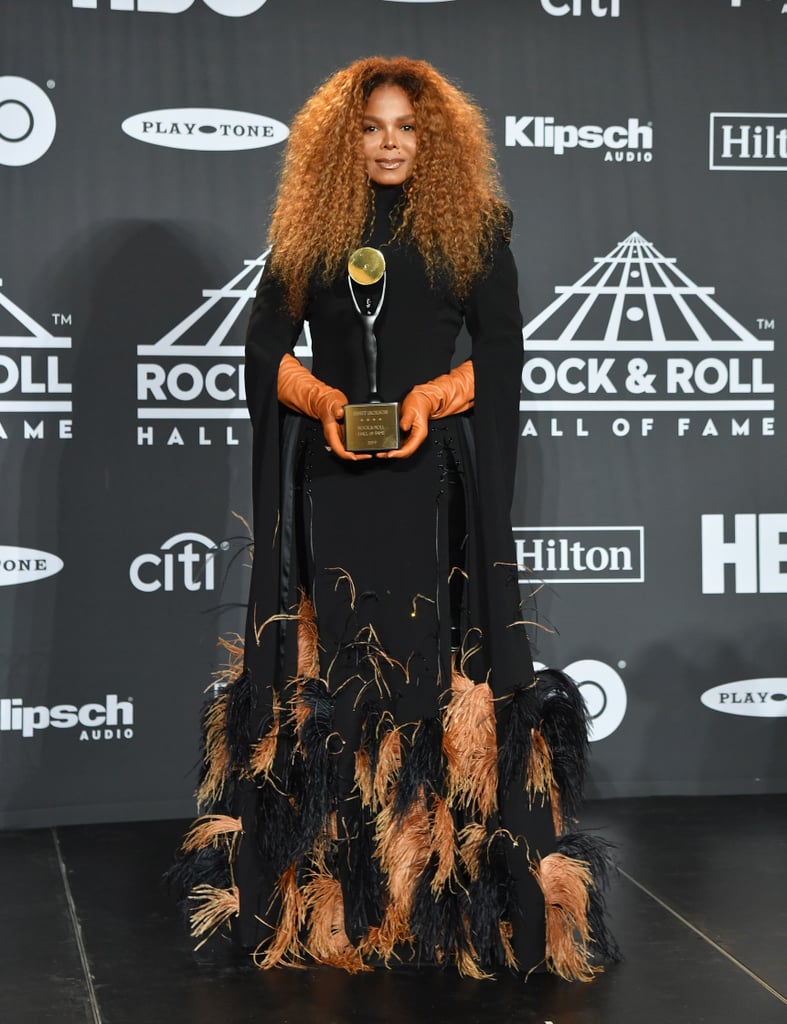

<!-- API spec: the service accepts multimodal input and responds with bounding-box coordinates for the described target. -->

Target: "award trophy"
[343,247,400,453]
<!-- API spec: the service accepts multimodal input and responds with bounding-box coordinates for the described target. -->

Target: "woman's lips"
[377,159,404,169]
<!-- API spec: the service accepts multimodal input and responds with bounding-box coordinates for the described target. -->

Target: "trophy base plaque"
[344,402,400,453]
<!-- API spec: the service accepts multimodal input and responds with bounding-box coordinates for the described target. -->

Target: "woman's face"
[362,84,417,186]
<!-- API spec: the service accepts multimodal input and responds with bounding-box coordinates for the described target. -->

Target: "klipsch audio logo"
[136,249,311,446]
[701,513,787,594]
[129,532,220,591]
[700,679,787,719]
[710,114,787,171]
[540,0,620,14]
[520,231,776,440]
[73,1,268,15]
[0,278,73,442]
[122,108,288,152]
[534,658,627,740]
[0,547,63,586]
[505,116,650,162]
[0,694,134,741]
[0,77,56,167]
[514,526,644,583]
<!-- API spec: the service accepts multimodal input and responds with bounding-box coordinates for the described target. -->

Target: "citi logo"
[701,514,787,594]
[514,527,644,583]
[540,0,620,15]
[0,694,134,739]
[0,77,56,167]
[73,1,267,15]
[700,679,787,719]
[534,658,627,741]
[709,113,787,171]
[130,532,219,592]
[0,547,63,586]
[505,116,651,162]
[122,108,288,152]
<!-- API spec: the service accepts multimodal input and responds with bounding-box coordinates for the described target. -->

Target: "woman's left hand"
[377,390,431,459]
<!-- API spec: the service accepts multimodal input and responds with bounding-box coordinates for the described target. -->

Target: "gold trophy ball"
[348,247,386,285]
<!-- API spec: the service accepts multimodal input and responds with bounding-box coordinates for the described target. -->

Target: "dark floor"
[1,795,785,1024]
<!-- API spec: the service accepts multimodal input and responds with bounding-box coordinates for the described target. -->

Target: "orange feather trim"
[430,795,457,894]
[527,728,563,835]
[247,701,281,782]
[196,692,229,808]
[296,592,319,679]
[254,863,306,969]
[457,821,488,884]
[302,872,371,973]
[182,814,242,853]
[188,884,239,948]
[442,670,498,819]
[533,851,602,982]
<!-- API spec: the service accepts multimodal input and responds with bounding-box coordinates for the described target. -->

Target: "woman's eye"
[363,125,377,133]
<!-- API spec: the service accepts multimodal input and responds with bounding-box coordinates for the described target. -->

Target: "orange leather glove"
[277,353,370,461]
[383,360,474,460]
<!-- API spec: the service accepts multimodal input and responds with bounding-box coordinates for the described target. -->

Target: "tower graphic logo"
[520,232,775,439]
[0,278,72,441]
[136,249,311,446]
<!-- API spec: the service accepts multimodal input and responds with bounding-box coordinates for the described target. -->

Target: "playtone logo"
[0,77,57,167]
[73,0,267,15]
[520,231,776,440]
[129,532,219,592]
[0,694,134,739]
[541,0,620,14]
[0,546,63,586]
[505,116,650,162]
[122,108,288,152]
[710,113,787,171]
[700,679,787,719]
[514,527,644,583]
[701,514,787,594]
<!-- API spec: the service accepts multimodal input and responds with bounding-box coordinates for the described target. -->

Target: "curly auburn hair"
[267,56,510,319]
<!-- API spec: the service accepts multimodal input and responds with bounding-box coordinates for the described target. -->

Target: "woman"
[174,57,618,980]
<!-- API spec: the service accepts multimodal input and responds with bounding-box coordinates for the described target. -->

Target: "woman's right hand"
[277,354,370,461]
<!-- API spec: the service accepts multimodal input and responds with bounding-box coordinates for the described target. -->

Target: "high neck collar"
[371,181,406,213]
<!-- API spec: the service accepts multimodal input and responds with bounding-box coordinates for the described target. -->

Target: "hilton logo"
[709,113,787,171]
[514,526,644,584]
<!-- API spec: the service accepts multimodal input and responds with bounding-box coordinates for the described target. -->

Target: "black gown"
[173,184,618,980]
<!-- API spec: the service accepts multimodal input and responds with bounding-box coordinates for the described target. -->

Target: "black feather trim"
[357,702,384,786]
[340,806,385,944]
[293,678,339,856]
[393,717,445,820]
[468,831,517,970]
[255,780,300,878]
[497,685,540,797]
[164,844,231,921]
[557,831,622,964]
[537,670,589,825]
[225,669,256,776]
[410,855,472,968]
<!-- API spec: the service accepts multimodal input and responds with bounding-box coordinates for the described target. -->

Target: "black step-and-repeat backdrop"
[1,0,785,828]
